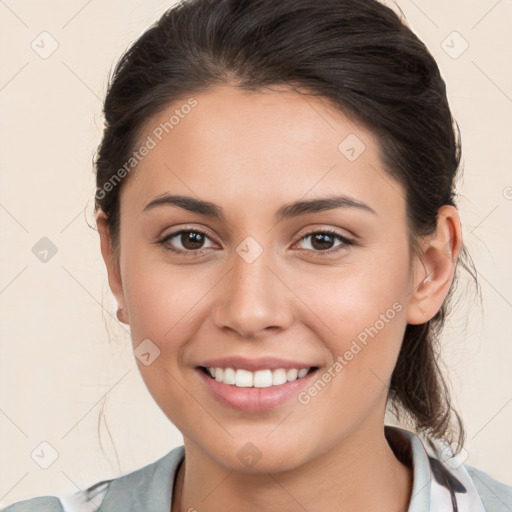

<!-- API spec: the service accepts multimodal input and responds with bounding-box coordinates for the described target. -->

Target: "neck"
[172,425,413,512]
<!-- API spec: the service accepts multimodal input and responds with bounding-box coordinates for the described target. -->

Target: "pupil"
[183,231,204,250]
[312,233,333,250]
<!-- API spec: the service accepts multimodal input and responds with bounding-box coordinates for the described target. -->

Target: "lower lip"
[197,368,318,412]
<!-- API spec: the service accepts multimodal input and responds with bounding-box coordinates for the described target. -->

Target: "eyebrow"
[143,193,377,221]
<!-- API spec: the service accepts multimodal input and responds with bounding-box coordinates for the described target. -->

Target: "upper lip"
[199,356,318,372]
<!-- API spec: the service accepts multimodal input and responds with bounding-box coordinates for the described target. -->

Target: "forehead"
[120,85,406,223]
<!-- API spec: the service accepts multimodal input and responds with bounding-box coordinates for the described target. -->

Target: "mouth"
[199,366,318,388]
[196,363,320,412]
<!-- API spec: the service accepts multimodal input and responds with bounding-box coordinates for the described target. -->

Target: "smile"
[202,367,314,388]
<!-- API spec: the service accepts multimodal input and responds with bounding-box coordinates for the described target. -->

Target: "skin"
[97,84,462,512]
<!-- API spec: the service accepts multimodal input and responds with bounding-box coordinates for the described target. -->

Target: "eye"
[155,227,355,257]
[294,229,354,253]
[156,228,216,256]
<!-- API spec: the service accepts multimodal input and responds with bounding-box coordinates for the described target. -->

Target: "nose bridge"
[232,240,274,300]
[213,236,293,337]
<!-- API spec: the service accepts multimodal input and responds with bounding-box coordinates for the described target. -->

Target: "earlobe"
[96,209,128,324]
[406,205,462,325]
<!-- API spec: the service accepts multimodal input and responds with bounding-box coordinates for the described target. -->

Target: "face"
[101,85,430,473]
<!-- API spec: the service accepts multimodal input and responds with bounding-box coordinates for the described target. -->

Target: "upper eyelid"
[159,226,354,250]
[295,229,355,248]
[160,226,218,244]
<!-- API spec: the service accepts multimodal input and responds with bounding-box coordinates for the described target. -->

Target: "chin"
[200,435,313,475]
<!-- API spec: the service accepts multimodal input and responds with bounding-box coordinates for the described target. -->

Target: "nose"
[212,243,295,339]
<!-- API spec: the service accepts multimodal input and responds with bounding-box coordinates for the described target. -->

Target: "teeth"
[223,367,236,385]
[206,366,311,387]
[272,368,287,386]
[235,369,253,388]
[253,369,272,388]
[286,368,298,381]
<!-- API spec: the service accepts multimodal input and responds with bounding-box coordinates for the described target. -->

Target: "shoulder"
[100,444,184,494]
[97,444,185,510]
[464,464,512,511]
[1,496,64,511]
[2,445,185,512]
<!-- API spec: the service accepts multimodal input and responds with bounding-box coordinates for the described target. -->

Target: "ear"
[406,205,462,325]
[96,209,129,325]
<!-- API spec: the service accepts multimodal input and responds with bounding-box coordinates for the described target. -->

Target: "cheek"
[122,228,410,381]
[293,249,410,400]
[119,255,213,428]
[296,248,410,344]
[123,260,212,346]
[123,234,411,363]
[119,228,193,322]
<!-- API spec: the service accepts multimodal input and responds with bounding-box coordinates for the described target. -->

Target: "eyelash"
[155,227,355,258]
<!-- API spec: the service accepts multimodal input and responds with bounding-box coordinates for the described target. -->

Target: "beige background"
[0,0,511,506]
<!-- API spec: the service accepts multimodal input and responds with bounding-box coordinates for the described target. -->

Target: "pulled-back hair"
[95,0,478,453]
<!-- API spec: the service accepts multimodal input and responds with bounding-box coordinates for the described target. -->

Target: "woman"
[4,0,511,510]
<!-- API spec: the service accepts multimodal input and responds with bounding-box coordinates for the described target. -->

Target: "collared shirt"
[4,425,512,511]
